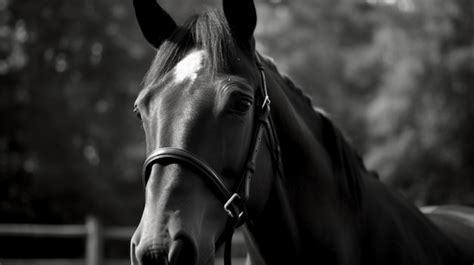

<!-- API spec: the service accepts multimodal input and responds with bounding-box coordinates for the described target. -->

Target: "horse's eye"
[233,98,253,113]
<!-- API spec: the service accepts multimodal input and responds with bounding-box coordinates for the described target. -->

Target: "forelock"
[143,9,237,88]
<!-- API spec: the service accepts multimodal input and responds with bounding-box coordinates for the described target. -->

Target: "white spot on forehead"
[173,50,206,84]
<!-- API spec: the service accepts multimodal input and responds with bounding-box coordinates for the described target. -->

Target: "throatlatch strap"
[224,231,234,265]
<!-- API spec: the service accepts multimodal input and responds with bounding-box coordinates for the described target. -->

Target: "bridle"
[141,53,283,265]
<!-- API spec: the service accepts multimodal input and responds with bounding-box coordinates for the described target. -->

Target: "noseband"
[141,53,283,265]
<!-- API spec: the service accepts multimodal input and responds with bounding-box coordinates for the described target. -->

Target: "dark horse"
[130,0,474,264]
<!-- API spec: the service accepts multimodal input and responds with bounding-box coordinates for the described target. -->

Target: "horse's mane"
[144,9,236,87]
[261,55,369,207]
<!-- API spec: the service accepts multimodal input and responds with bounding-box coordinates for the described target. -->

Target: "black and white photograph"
[1,0,474,264]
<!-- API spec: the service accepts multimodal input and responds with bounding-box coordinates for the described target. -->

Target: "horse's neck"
[245,59,362,264]
[245,174,304,264]
[243,176,297,265]
[247,160,362,264]
[359,177,462,264]
[251,57,461,264]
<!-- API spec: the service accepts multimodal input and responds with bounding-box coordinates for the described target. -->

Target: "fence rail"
[0,259,130,265]
[0,216,245,265]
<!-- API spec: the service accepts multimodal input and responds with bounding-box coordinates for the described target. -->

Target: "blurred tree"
[1,0,153,225]
[1,0,473,229]
[0,0,35,221]
[363,0,474,204]
[255,0,474,205]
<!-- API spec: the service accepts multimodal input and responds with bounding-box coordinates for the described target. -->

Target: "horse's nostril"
[142,249,169,265]
[168,236,198,265]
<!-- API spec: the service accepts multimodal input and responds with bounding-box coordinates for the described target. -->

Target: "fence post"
[86,215,103,265]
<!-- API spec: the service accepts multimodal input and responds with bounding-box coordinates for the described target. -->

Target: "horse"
[129,0,474,264]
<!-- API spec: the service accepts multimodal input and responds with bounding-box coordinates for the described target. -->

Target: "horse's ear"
[223,0,257,50]
[133,0,177,49]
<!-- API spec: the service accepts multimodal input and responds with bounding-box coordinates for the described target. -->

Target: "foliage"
[256,0,474,205]
[1,0,473,225]
[1,0,150,224]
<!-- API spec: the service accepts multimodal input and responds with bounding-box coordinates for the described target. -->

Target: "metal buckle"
[223,193,244,220]
[261,96,271,110]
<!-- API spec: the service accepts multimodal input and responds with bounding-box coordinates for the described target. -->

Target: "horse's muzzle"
[133,235,197,265]
[141,248,168,265]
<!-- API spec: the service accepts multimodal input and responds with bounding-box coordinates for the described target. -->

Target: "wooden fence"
[0,216,246,265]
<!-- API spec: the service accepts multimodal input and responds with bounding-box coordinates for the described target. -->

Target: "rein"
[141,53,283,265]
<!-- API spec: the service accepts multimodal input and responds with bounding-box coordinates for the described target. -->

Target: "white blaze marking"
[173,50,206,83]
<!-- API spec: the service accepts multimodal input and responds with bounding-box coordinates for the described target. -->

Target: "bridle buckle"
[223,193,245,223]
[261,96,270,110]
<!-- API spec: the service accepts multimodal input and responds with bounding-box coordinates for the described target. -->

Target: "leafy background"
[1,0,473,231]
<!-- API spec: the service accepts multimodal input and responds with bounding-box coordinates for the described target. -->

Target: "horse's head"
[130,1,276,264]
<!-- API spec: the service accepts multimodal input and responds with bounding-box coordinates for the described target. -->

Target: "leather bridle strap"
[236,79,271,201]
[142,148,246,222]
[223,53,275,265]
